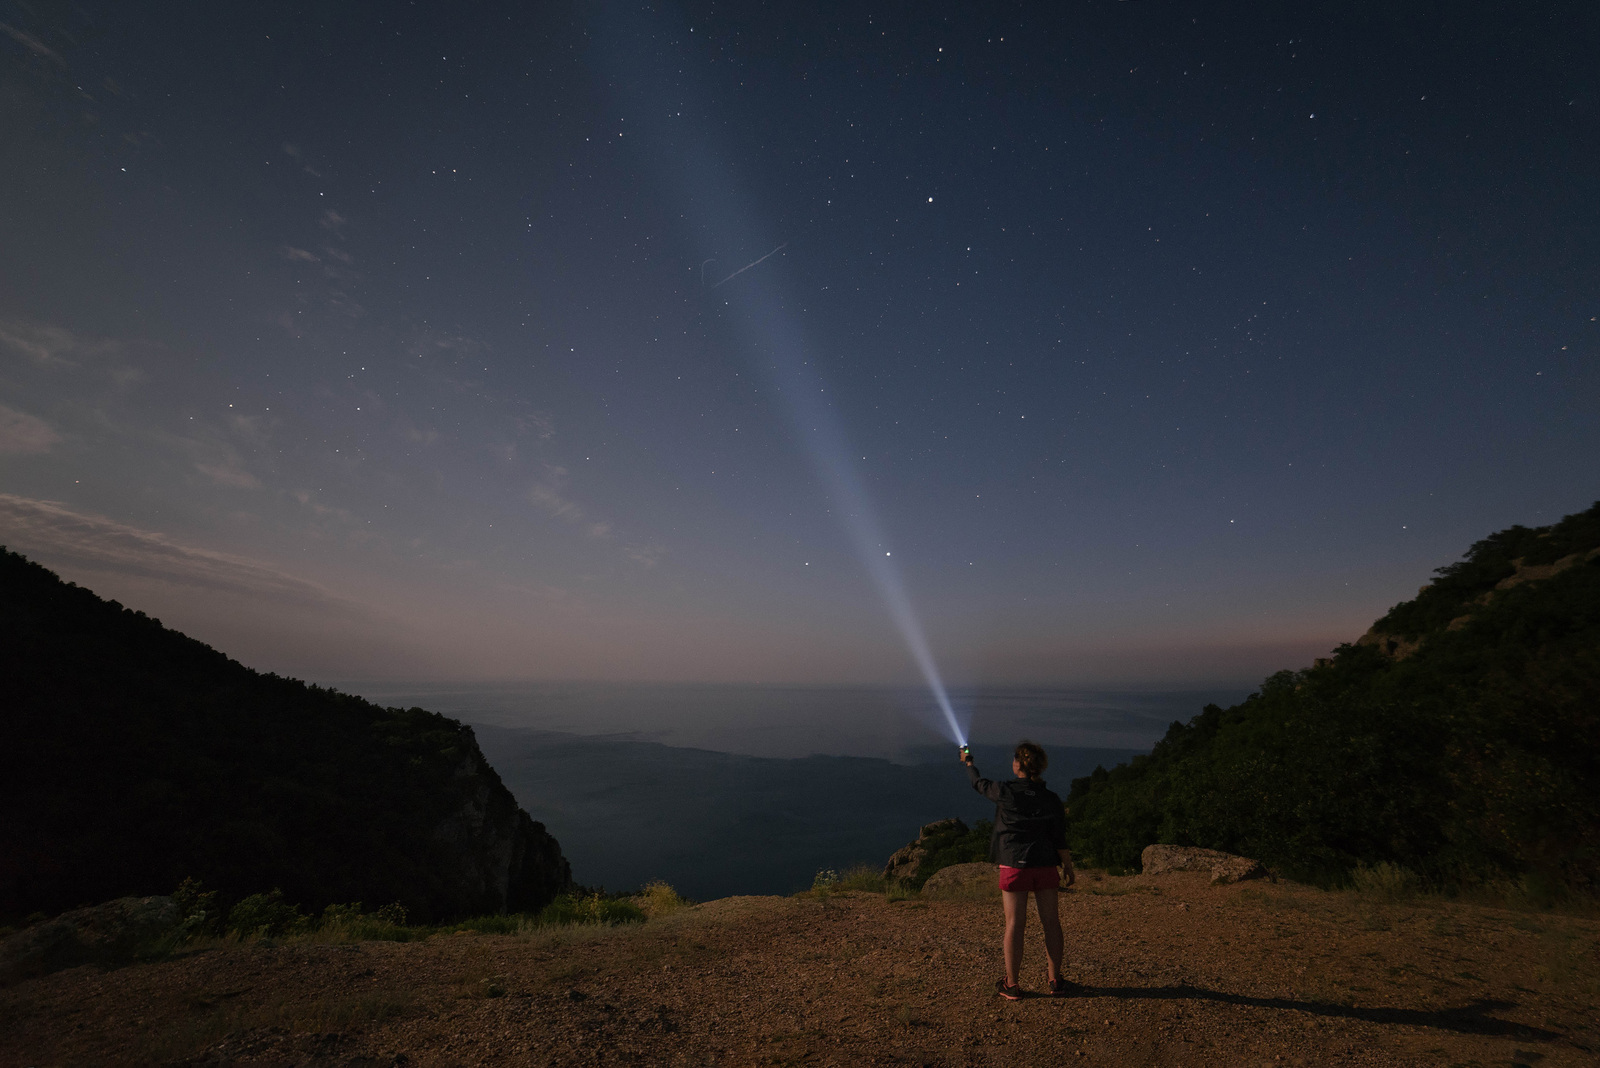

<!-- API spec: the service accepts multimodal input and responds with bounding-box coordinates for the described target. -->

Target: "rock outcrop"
[1141,845,1267,885]
[920,862,997,895]
[0,896,180,985]
[428,734,572,914]
[883,818,968,882]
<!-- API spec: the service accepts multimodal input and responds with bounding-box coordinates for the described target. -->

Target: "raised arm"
[964,759,1004,802]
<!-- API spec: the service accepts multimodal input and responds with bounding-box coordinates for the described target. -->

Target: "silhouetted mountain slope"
[0,550,570,923]
[1065,502,1600,891]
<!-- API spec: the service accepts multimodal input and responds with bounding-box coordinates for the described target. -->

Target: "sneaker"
[1047,977,1077,997]
[995,979,1024,1001]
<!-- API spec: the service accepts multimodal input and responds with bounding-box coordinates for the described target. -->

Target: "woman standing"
[962,741,1075,999]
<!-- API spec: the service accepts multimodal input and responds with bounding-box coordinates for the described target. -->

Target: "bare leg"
[1034,887,1064,982]
[1001,889,1029,986]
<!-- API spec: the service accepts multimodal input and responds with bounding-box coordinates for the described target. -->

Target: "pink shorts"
[998,865,1060,892]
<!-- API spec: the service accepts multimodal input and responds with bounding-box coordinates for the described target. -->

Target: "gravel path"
[3,872,1596,1066]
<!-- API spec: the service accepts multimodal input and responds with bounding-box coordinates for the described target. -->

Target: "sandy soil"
[3,871,1597,1067]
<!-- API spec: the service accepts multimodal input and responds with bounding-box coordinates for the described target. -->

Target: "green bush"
[635,880,691,917]
[227,890,308,938]
[884,881,919,903]
[832,865,887,893]
[173,877,220,936]
[313,900,418,941]
[536,892,645,927]
[449,913,532,935]
[1350,862,1422,902]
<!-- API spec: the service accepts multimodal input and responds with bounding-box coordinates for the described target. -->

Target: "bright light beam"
[721,280,967,747]
[592,1,966,746]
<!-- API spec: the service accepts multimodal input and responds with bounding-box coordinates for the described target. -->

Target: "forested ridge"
[1065,502,1600,893]
[0,550,570,923]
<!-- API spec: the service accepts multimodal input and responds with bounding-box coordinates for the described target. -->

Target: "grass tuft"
[1349,862,1422,903]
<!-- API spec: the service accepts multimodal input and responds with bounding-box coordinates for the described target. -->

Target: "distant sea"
[334,682,1249,900]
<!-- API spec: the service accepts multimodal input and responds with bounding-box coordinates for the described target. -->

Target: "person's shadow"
[1037,983,1560,1041]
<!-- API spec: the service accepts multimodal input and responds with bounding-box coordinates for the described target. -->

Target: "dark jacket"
[968,763,1068,868]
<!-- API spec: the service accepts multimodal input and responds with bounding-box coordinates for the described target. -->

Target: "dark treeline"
[0,550,569,924]
[1065,502,1600,894]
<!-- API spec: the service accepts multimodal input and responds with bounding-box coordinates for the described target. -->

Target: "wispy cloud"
[529,466,588,523]
[527,466,664,566]
[291,489,356,523]
[625,544,666,568]
[163,425,264,489]
[516,413,555,440]
[274,310,304,338]
[0,21,65,66]
[282,245,320,262]
[194,459,261,488]
[0,494,348,608]
[0,404,61,454]
[0,319,120,368]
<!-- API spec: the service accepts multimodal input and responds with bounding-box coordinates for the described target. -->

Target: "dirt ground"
[3,871,1597,1067]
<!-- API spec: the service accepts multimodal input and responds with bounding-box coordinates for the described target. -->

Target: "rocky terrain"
[3,870,1595,1067]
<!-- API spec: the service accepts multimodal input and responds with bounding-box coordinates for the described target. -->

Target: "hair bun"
[1014,740,1047,778]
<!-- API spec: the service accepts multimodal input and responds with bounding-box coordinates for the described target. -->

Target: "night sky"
[1,2,1595,689]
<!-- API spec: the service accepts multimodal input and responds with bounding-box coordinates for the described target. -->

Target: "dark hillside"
[0,550,570,923]
[1064,502,1600,891]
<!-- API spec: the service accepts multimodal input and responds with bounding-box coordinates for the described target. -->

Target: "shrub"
[173,877,220,936]
[833,865,886,893]
[635,881,690,918]
[373,901,408,926]
[1349,862,1422,902]
[884,881,919,903]
[313,901,417,942]
[450,913,532,935]
[536,892,645,927]
[227,890,307,938]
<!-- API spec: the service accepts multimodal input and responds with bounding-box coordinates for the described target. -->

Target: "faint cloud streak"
[0,319,117,368]
[528,466,664,566]
[0,404,61,454]
[0,21,65,66]
[0,494,349,609]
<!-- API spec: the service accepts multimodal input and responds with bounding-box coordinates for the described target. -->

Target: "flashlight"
[959,744,971,760]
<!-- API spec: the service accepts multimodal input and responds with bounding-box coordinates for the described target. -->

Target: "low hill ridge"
[1065,501,1600,891]
[0,549,570,923]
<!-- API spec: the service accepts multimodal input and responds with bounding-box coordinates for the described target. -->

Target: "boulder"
[882,818,968,882]
[1140,845,1267,885]
[883,842,925,883]
[921,862,997,895]
[0,895,181,985]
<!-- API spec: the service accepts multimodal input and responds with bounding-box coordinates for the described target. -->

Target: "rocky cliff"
[0,548,570,922]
